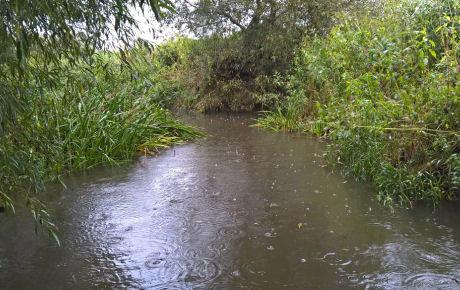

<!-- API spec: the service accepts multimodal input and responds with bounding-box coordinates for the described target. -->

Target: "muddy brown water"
[1,113,460,289]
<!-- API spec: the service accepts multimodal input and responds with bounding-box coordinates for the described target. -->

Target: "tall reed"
[0,44,203,243]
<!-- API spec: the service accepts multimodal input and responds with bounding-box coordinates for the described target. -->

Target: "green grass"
[256,0,460,207]
[0,45,203,243]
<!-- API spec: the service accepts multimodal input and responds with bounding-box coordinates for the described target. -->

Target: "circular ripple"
[145,254,167,269]
[148,260,186,288]
[138,239,184,287]
[181,259,220,286]
[171,245,222,287]
[217,226,244,238]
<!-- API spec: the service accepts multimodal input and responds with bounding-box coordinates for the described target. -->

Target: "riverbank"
[256,0,460,207]
[156,0,459,207]
[1,113,459,289]
[0,45,202,241]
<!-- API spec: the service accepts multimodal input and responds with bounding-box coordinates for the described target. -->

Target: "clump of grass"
[257,0,460,207]
[255,79,310,132]
[0,44,203,243]
[255,108,307,132]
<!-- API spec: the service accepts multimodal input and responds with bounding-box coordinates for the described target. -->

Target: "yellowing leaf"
[297,222,303,229]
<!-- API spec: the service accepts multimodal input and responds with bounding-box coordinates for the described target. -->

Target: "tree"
[0,0,174,243]
[168,0,365,77]
[1,0,174,119]
[171,0,360,37]
[161,0,363,112]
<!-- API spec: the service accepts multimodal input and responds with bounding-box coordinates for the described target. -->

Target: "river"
[1,113,459,289]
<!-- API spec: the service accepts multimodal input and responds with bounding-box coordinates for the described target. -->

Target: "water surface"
[1,113,459,289]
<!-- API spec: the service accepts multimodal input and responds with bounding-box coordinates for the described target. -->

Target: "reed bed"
[0,46,202,242]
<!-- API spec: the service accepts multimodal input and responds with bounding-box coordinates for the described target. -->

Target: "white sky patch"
[130,6,178,45]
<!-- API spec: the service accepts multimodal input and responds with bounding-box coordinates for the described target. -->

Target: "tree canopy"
[160,0,364,111]
[0,0,174,129]
[170,0,361,37]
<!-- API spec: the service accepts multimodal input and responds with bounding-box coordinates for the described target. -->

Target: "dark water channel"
[1,113,460,289]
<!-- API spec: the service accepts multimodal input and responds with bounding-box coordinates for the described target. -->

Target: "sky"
[130,6,179,45]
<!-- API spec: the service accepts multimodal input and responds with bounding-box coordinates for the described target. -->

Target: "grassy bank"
[256,0,460,206]
[140,0,459,207]
[0,44,202,241]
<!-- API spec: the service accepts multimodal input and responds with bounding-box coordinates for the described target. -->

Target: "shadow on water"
[1,112,460,289]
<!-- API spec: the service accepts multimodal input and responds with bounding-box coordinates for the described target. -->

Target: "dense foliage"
[0,0,202,243]
[145,0,459,206]
[158,0,362,112]
[257,0,460,206]
[171,0,357,36]
[2,0,459,246]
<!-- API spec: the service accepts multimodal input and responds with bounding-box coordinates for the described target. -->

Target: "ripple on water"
[264,230,278,238]
[155,246,221,288]
[148,260,186,288]
[212,226,245,253]
[234,257,279,288]
[140,241,186,287]
[227,208,247,219]
[144,252,168,269]
[217,226,244,239]
[181,259,220,287]
[404,273,460,289]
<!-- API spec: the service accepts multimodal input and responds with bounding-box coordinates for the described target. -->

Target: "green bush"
[258,0,460,206]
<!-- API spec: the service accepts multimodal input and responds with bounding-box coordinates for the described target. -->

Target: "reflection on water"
[1,113,459,289]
